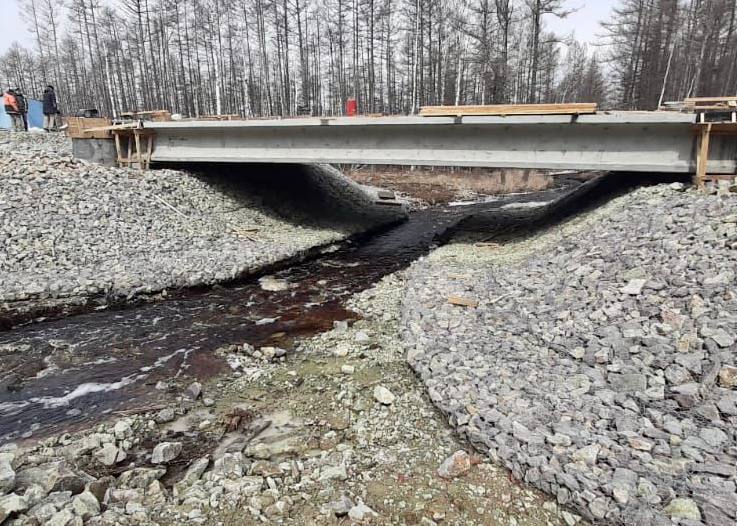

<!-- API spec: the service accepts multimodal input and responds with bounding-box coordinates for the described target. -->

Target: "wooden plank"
[420,103,598,117]
[83,122,143,133]
[119,109,171,118]
[702,174,736,180]
[702,123,737,135]
[134,132,143,171]
[684,96,737,103]
[448,295,479,308]
[114,133,123,168]
[197,114,242,121]
[686,104,737,110]
[146,135,154,169]
[695,123,712,189]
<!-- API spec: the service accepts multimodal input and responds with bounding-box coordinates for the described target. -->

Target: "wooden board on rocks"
[420,103,598,117]
[448,295,479,308]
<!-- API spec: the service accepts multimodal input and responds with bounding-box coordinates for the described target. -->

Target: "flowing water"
[0,179,586,444]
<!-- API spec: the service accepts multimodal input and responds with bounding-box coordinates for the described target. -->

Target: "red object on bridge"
[345,98,358,116]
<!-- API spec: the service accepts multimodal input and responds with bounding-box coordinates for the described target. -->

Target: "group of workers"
[2,85,61,132]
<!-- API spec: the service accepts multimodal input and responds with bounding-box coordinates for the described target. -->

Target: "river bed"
[0,178,587,444]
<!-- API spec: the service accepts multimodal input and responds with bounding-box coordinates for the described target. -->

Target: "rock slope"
[0,132,402,320]
[402,184,737,525]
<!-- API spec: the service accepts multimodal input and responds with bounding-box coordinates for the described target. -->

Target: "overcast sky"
[0,0,617,55]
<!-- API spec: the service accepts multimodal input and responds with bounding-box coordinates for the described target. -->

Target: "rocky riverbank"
[0,272,580,526]
[0,132,404,324]
[402,183,737,525]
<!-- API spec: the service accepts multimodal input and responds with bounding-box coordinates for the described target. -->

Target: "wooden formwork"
[65,117,113,139]
[112,128,156,170]
[670,97,737,189]
[694,122,737,189]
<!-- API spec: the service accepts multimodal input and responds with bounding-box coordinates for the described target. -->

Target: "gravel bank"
[402,183,737,525]
[0,133,404,321]
[0,272,577,526]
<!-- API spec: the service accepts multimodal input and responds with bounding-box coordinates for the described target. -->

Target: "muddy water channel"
[0,179,587,444]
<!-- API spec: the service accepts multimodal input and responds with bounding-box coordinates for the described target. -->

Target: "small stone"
[348,501,378,521]
[704,272,733,286]
[117,467,166,489]
[699,427,728,447]
[72,490,100,519]
[373,385,395,405]
[113,420,133,440]
[211,453,245,478]
[151,442,182,464]
[609,373,647,393]
[264,500,289,517]
[0,459,15,494]
[179,457,210,486]
[341,364,355,374]
[319,464,348,482]
[259,276,289,291]
[329,495,354,516]
[665,365,692,385]
[155,408,176,423]
[628,437,654,451]
[561,511,578,526]
[621,278,647,295]
[334,344,350,357]
[588,497,608,519]
[185,382,202,400]
[354,331,370,343]
[710,329,735,348]
[250,460,283,478]
[572,444,599,466]
[718,365,737,389]
[637,478,658,501]
[546,433,572,447]
[47,509,75,526]
[203,397,215,407]
[260,347,277,361]
[0,494,28,523]
[611,468,637,505]
[333,320,349,333]
[437,450,471,479]
[665,498,701,520]
[95,443,126,466]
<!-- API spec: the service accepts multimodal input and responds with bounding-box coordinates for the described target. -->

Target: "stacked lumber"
[119,110,172,122]
[196,114,242,121]
[683,97,737,111]
[65,117,113,139]
[420,103,598,117]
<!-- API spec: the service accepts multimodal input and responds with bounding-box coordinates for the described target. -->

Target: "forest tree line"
[1,0,736,118]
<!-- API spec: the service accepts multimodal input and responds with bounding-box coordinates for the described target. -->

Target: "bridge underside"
[80,112,737,175]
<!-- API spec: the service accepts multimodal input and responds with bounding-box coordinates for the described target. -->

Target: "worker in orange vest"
[3,89,24,132]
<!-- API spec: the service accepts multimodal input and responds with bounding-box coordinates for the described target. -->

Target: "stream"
[0,178,588,444]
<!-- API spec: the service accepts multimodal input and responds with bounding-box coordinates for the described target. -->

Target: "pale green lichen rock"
[665,498,701,520]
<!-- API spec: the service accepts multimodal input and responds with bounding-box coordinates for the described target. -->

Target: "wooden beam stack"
[684,96,737,111]
[420,103,598,117]
[65,117,113,139]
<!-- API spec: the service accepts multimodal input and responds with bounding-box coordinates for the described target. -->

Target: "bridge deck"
[128,112,736,174]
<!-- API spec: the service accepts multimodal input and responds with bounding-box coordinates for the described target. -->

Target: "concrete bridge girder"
[82,112,737,174]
